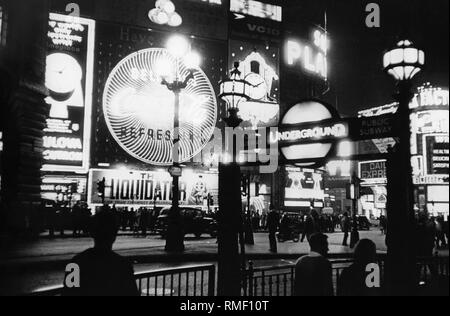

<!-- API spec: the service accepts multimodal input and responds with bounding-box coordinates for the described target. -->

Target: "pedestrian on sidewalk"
[294,233,334,296]
[341,212,351,247]
[63,210,139,296]
[267,208,280,253]
[337,239,380,296]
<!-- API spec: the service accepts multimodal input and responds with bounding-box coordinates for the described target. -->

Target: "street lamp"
[383,40,424,295]
[158,34,201,253]
[216,62,251,296]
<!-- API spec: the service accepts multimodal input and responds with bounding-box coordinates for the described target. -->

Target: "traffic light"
[97,177,106,202]
[208,193,214,207]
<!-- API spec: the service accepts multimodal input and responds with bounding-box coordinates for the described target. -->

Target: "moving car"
[155,207,218,238]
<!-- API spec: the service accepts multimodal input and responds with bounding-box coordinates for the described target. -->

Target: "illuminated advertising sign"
[424,135,449,176]
[359,160,387,185]
[412,110,449,135]
[229,0,282,42]
[284,167,325,207]
[285,29,329,79]
[102,48,217,166]
[229,40,280,129]
[88,169,218,207]
[230,0,282,22]
[410,85,449,109]
[43,13,95,173]
[41,175,87,202]
[92,23,226,168]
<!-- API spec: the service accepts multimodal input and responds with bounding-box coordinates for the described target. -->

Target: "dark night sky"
[283,0,449,116]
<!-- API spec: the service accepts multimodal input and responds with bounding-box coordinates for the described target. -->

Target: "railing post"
[248,261,254,297]
[208,265,216,297]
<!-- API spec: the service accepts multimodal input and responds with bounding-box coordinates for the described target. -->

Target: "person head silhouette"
[309,233,329,257]
[90,211,119,251]
[353,239,377,265]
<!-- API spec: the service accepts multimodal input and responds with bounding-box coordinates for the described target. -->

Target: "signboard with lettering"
[359,160,387,185]
[284,29,329,80]
[43,13,95,173]
[424,135,449,176]
[88,169,218,207]
[348,114,398,141]
[92,23,226,168]
[229,0,282,42]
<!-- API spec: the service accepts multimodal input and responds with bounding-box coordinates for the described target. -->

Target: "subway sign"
[272,121,349,145]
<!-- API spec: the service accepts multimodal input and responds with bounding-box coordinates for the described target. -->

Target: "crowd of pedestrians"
[38,201,163,238]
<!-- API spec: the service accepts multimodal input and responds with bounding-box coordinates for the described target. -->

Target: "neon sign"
[285,30,329,79]
[103,48,217,166]
[273,124,348,143]
[230,0,282,22]
[43,13,95,173]
[410,84,449,109]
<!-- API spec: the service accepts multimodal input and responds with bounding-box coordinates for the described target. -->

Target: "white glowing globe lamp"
[163,1,176,14]
[167,35,190,58]
[184,52,201,69]
[155,57,173,79]
[383,40,425,81]
[168,12,183,27]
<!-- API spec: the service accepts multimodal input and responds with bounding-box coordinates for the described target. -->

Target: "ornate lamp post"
[217,62,250,296]
[158,35,201,253]
[383,40,424,295]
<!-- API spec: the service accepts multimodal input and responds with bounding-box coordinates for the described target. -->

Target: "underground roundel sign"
[103,48,217,166]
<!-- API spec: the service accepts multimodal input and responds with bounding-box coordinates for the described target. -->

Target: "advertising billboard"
[42,13,95,173]
[229,0,283,42]
[284,167,325,207]
[92,22,227,168]
[229,40,280,129]
[359,160,387,185]
[88,168,218,207]
[423,134,449,176]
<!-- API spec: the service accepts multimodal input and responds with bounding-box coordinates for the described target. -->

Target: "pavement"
[0,229,447,295]
[0,230,386,268]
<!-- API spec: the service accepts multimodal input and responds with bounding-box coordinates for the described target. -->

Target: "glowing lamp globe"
[167,35,190,58]
[383,40,425,81]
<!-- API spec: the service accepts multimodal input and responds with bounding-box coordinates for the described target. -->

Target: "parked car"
[155,207,218,238]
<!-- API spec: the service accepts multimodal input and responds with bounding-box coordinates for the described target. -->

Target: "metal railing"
[29,255,449,296]
[136,264,216,297]
[31,264,216,297]
[242,255,448,296]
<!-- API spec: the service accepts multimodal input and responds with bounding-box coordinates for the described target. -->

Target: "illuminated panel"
[42,13,95,173]
[423,134,449,176]
[229,41,280,129]
[102,48,217,166]
[230,0,282,22]
[285,29,329,79]
[284,167,325,207]
[359,160,387,186]
[88,168,218,207]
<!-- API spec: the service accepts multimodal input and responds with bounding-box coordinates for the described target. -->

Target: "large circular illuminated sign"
[280,99,341,167]
[103,48,217,166]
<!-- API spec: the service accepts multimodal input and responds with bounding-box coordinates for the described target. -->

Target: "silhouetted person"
[337,239,381,296]
[341,212,351,246]
[267,209,280,253]
[63,211,139,296]
[294,233,334,296]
